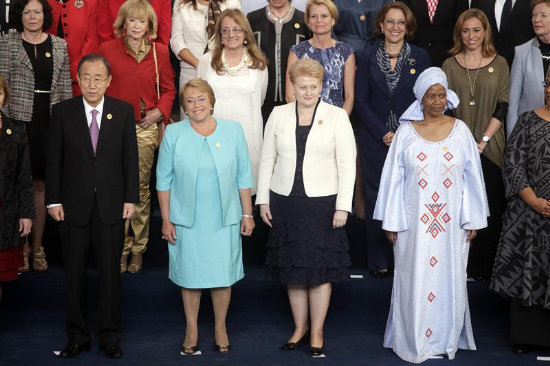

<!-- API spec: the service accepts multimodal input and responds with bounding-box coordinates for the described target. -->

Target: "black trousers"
[59,198,124,346]
[510,298,550,347]
[467,155,506,279]
[359,146,393,272]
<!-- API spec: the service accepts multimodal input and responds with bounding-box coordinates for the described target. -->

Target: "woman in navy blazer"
[355,2,430,278]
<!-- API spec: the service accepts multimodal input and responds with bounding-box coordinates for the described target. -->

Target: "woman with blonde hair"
[286,0,355,115]
[99,0,176,274]
[158,78,254,354]
[257,58,356,357]
[197,8,267,191]
[171,0,241,118]
[442,8,509,280]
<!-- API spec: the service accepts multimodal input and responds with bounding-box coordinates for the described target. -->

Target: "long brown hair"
[449,9,496,58]
[211,9,267,75]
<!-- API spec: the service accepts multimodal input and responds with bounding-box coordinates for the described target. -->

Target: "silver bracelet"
[242,214,253,219]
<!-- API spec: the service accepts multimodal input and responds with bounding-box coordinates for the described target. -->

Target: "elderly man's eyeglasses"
[79,77,109,85]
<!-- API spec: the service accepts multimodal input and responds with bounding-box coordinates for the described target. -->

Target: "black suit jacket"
[471,0,534,66]
[398,0,469,67]
[46,95,139,226]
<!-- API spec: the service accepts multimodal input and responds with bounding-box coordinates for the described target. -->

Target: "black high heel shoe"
[308,344,325,357]
[281,331,310,351]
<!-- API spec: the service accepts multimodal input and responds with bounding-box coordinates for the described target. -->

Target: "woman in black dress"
[256,59,356,357]
[0,0,72,271]
[0,74,34,302]
[491,67,550,355]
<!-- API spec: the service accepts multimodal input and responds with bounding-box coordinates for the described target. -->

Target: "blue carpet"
[0,213,548,365]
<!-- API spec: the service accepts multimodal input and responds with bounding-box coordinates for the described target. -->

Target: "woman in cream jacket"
[256,59,355,357]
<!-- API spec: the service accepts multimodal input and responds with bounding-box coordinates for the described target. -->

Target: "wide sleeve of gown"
[373,124,408,232]
[459,122,489,230]
[502,112,531,199]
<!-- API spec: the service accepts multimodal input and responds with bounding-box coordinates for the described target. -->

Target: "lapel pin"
[74,0,84,8]
[318,120,324,125]
[410,68,416,75]
[45,52,51,58]
[216,142,221,149]
[294,23,300,29]
[488,67,494,73]
[107,113,113,120]
[360,14,366,21]
[6,129,12,135]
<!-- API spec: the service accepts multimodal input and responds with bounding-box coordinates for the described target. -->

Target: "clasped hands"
[260,205,348,229]
[138,108,163,129]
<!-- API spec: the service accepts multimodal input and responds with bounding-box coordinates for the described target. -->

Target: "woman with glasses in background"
[197,8,267,192]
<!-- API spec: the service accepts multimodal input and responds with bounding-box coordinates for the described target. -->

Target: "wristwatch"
[482,135,490,142]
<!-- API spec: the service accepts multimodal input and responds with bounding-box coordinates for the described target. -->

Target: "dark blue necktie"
[501,0,512,32]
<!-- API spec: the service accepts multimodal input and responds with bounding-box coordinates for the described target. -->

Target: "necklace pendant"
[469,98,476,106]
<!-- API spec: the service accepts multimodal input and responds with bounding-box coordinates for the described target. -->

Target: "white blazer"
[256,101,357,212]
[170,0,241,70]
[507,37,545,137]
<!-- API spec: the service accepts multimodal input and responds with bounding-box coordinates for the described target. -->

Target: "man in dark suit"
[46,54,139,359]
[471,0,534,66]
[398,0,469,66]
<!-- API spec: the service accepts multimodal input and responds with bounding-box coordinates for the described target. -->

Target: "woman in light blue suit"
[507,0,550,137]
[157,79,254,355]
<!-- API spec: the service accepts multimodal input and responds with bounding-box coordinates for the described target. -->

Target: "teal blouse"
[156,119,253,227]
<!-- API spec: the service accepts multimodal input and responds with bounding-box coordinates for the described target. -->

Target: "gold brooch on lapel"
[6,129,12,135]
[318,120,324,125]
[360,14,366,21]
[216,142,221,149]
[45,52,51,58]
[294,23,300,29]
[410,68,416,75]
[488,67,494,73]
[74,0,84,9]
[106,114,113,120]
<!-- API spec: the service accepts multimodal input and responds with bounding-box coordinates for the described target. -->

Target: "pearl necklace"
[222,48,249,76]
[267,5,291,23]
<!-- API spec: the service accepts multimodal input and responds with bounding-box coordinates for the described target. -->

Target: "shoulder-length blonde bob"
[211,9,267,75]
[113,0,158,40]
[179,78,216,115]
[449,9,496,58]
[304,0,339,24]
[288,59,324,84]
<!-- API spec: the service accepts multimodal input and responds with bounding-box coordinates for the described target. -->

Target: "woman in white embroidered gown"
[197,8,267,192]
[374,67,489,363]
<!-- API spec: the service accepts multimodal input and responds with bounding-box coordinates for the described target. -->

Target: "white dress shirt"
[83,96,104,129]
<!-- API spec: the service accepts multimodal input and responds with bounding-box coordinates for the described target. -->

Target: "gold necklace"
[465,56,482,106]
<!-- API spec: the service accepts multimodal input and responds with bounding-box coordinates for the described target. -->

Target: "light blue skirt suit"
[156,119,253,288]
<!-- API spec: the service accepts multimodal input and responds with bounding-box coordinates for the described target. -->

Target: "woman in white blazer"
[197,8,267,192]
[507,0,550,137]
[256,59,356,357]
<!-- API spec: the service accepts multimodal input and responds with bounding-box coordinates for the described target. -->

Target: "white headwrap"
[398,67,460,123]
